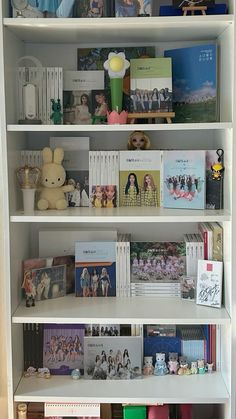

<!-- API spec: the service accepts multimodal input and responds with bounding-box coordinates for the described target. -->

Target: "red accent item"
[179,404,193,419]
[207,263,213,271]
[147,405,169,419]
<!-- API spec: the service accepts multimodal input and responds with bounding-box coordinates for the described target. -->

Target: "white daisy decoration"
[104,52,130,79]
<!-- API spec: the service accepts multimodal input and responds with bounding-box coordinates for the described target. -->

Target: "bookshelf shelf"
[12,295,231,325]
[10,208,231,223]
[7,122,233,132]
[4,16,234,43]
[14,373,229,404]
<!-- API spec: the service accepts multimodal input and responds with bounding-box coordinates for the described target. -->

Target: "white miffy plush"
[37,147,74,210]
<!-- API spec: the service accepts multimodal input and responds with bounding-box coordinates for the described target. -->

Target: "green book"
[123,405,146,419]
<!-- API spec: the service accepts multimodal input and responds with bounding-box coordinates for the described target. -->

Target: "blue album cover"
[75,241,116,297]
[164,45,217,123]
[144,336,181,361]
[163,150,205,209]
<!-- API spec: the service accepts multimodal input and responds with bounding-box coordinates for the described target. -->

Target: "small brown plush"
[37,147,74,210]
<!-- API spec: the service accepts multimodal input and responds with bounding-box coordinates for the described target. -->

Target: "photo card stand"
[182,5,207,15]
[127,112,175,124]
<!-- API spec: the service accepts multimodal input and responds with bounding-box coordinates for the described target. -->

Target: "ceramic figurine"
[50,99,63,124]
[178,356,191,376]
[37,367,51,378]
[127,130,151,150]
[143,356,154,375]
[190,361,198,375]
[206,362,214,373]
[168,352,179,375]
[154,353,168,376]
[197,359,206,374]
[71,368,81,379]
[24,366,37,377]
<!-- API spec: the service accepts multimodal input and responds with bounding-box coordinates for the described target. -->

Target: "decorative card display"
[72,0,107,17]
[130,58,172,113]
[172,0,215,8]
[63,71,104,125]
[85,324,120,336]
[163,150,205,209]
[196,260,223,308]
[115,0,152,16]
[181,276,196,301]
[75,241,116,297]
[164,45,217,123]
[91,185,117,208]
[206,150,224,210]
[77,47,155,111]
[91,89,110,122]
[119,151,161,207]
[84,336,142,379]
[31,265,66,301]
[130,242,186,284]
[43,324,84,375]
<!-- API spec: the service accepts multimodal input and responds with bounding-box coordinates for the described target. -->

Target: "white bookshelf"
[0,0,235,418]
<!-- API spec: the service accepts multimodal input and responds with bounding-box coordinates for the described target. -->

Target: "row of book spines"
[198,222,223,262]
[116,242,130,297]
[17,67,63,124]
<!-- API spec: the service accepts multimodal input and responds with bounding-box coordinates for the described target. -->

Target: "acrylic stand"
[127,112,175,124]
[182,5,207,15]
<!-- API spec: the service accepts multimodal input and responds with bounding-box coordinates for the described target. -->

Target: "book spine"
[17,67,24,121]
[116,242,120,297]
[212,324,217,371]
[58,67,63,112]
[211,222,223,261]
[126,241,130,297]
[46,68,51,125]
[42,67,47,124]
[54,67,59,101]
[198,223,208,259]
[37,67,43,123]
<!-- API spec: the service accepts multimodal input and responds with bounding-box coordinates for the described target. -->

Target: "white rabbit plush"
[37,147,74,210]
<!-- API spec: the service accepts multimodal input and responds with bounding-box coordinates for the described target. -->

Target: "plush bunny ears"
[42,147,64,165]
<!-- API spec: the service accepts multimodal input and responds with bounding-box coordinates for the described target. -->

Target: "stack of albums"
[89,151,119,208]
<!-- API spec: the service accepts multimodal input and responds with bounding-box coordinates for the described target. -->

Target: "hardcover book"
[130,58,172,113]
[63,71,104,124]
[130,241,186,284]
[196,260,223,308]
[164,45,217,123]
[43,324,85,375]
[75,241,116,297]
[119,151,161,207]
[162,150,205,209]
[115,0,152,17]
[206,150,224,209]
[84,336,142,379]
[77,46,155,111]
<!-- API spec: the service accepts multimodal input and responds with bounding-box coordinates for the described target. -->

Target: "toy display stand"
[182,5,207,15]
[127,112,175,124]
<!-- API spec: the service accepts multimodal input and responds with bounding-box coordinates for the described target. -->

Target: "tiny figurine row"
[11,0,228,18]
[143,353,213,376]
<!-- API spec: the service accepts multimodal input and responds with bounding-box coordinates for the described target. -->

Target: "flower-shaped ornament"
[104,52,130,79]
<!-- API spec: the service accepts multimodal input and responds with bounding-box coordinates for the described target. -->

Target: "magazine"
[75,241,116,297]
[43,324,85,375]
[164,45,217,123]
[77,46,155,111]
[119,151,161,207]
[84,336,142,379]
[162,150,205,209]
[130,58,172,113]
[63,71,104,124]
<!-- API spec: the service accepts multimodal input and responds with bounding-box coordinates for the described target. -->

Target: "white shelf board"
[10,207,231,223]
[7,122,233,132]
[14,373,229,403]
[12,295,231,324]
[4,16,234,43]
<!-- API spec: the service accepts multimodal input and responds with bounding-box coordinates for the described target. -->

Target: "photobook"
[115,0,152,17]
[119,151,161,207]
[130,58,173,113]
[84,336,142,379]
[63,71,104,125]
[75,241,116,297]
[162,150,206,209]
[43,324,84,375]
[77,46,155,111]
[164,45,217,123]
[130,242,186,284]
